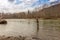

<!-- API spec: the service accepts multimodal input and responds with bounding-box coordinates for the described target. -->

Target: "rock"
[0,20,7,24]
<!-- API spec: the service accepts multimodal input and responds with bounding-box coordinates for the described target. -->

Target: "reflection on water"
[38,19,60,40]
[0,19,37,37]
[0,19,60,40]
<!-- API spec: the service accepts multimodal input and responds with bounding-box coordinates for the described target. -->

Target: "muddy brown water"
[0,19,60,40]
[38,19,60,40]
[0,19,37,37]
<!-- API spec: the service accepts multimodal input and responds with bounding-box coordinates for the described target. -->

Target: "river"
[0,19,60,40]
[0,19,37,37]
[38,19,60,40]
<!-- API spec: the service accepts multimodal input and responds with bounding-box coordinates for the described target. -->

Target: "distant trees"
[0,3,60,19]
[0,10,40,19]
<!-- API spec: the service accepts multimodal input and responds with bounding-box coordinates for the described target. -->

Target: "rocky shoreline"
[0,35,26,40]
[0,35,40,40]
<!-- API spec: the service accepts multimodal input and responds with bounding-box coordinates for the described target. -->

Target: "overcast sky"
[0,0,59,13]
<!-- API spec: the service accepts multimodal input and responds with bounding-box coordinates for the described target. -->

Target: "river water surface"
[38,19,60,40]
[0,19,37,37]
[0,19,60,40]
